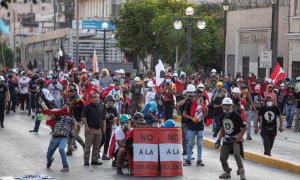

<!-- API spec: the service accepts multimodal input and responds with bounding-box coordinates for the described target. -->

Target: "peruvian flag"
[270,63,287,85]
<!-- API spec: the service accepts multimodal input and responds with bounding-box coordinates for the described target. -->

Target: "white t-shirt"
[145,90,156,105]
[114,127,125,152]
[18,76,31,94]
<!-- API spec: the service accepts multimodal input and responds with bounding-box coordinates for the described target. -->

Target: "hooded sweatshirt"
[263,84,277,106]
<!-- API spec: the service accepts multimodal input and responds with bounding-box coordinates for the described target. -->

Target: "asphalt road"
[0,112,299,180]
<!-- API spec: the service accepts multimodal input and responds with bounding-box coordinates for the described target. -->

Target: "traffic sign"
[260,50,272,68]
[72,20,115,30]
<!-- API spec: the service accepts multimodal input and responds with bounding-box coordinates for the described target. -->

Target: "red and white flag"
[270,63,287,85]
[92,49,98,73]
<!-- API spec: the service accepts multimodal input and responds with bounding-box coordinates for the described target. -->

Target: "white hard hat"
[115,69,119,73]
[186,84,196,92]
[232,87,241,94]
[222,97,233,105]
[172,73,178,77]
[12,69,17,73]
[134,77,140,82]
[64,73,69,78]
[147,80,154,87]
[119,69,125,74]
[197,83,205,89]
[265,77,273,84]
[82,69,87,73]
[180,72,186,76]
[21,71,26,75]
[0,75,5,81]
[296,77,300,81]
[211,69,217,73]
[280,83,285,87]
[48,70,54,74]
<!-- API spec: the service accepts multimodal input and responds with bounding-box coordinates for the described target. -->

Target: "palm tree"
[167,29,186,70]
[1,0,37,9]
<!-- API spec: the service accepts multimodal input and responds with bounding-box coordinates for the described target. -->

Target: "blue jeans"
[33,107,41,132]
[286,104,296,126]
[46,137,68,168]
[187,130,203,161]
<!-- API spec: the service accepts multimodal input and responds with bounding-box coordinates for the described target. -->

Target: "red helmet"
[165,73,172,78]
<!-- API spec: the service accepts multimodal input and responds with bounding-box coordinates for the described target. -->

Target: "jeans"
[33,107,41,132]
[213,114,222,137]
[46,137,68,168]
[181,123,188,155]
[187,130,203,161]
[285,104,296,126]
[245,110,252,136]
[261,129,277,156]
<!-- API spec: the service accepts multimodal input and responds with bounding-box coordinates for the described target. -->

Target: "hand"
[278,126,284,132]
[85,126,90,133]
[236,136,244,143]
[254,127,259,134]
[192,117,199,123]
[215,139,221,149]
[102,128,106,134]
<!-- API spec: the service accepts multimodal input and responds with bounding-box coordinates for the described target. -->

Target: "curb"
[202,138,300,174]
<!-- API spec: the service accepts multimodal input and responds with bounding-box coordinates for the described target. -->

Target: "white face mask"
[91,81,95,86]
[266,102,273,107]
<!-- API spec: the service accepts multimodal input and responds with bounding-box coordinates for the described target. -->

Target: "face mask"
[122,123,130,130]
[88,73,93,77]
[91,81,95,86]
[223,109,233,114]
[197,98,202,105]
[47,75,53,79]
[158,100,163,106]
[166,79,171,84]
[266,102,273,107]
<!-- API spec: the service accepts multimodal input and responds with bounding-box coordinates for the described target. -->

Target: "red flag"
[270,63,287,85]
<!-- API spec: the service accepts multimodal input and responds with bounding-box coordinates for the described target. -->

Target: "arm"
[177,99,187,109]
[237,125,247,142]
[183,111,193,121]
[217,127,225,141]
[117,140,126,148]
[82,117,89,133]
[254,113,260,134]
[278,115,284,132]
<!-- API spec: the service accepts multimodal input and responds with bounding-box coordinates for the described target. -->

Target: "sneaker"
[102,154,110,160]
[31,115,35,119]
[117,167,123,174]
[61,167,69,172]
[91,161,103,165]
[183,160,191,166]
[46,158,54,169]
[246,136,252,140]
[196,160,204,166]
[66,150,73,156]
[1,125,4,128]
[219,168,232,179]
[84,162,89,166]
[286,125,291,129]
[183,155,187,161]
[29,130,37,133]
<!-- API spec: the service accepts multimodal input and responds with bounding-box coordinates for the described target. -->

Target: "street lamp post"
[174,7,206,67]
[271,0,279,69]
[222,0,229,75]
[102,22,108,68]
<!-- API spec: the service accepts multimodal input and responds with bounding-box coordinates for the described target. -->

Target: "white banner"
[159,144,183,162]
[133,144,158,162]
[260,50,272,68]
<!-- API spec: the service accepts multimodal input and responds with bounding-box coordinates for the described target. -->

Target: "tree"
[0,41,13,67]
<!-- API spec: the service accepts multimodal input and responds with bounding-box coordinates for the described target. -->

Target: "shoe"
[196,160,204,166]
[29,130,37,133]
[28,112,31,116]
[46,158,54,169]
[72,146,78,151]
[84,162,89,166]
[31,115,35,119]
[239,168,246,180]
[219,168,232,179]
[286,125,291,128]
[183,160,191,166]
[183,155,187,161]
[66,150,73,156]
[246,136,252,140]
[6,111,9,115]
[91,161,103,165]
[61,167,69,172]
[102,154,110,160]
[1,125,4,128]
[117,167,123,174]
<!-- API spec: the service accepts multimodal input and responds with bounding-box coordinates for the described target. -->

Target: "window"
[242,56,249,78]
[292,61,300,78]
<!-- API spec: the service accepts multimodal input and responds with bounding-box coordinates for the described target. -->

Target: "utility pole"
[13,9,16,68]
[53,0,56,30]
[76,0,79,69]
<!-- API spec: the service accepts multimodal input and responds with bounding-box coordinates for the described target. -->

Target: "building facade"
[285,0,300,78]
[225,4,289,78]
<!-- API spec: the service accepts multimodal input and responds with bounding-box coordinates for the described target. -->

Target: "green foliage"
[111,0,224,71]
[0,41,13,67]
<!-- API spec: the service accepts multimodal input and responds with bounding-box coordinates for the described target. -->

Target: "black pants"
[100,127,112,155]
[261,129,277,156]
[164,101,174,120]
[7,93,17,113]
[0,103,5,126]
[19,93,29,111]
[213,113,222,137]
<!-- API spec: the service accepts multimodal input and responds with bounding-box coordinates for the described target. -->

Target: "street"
[0,113,299,180]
